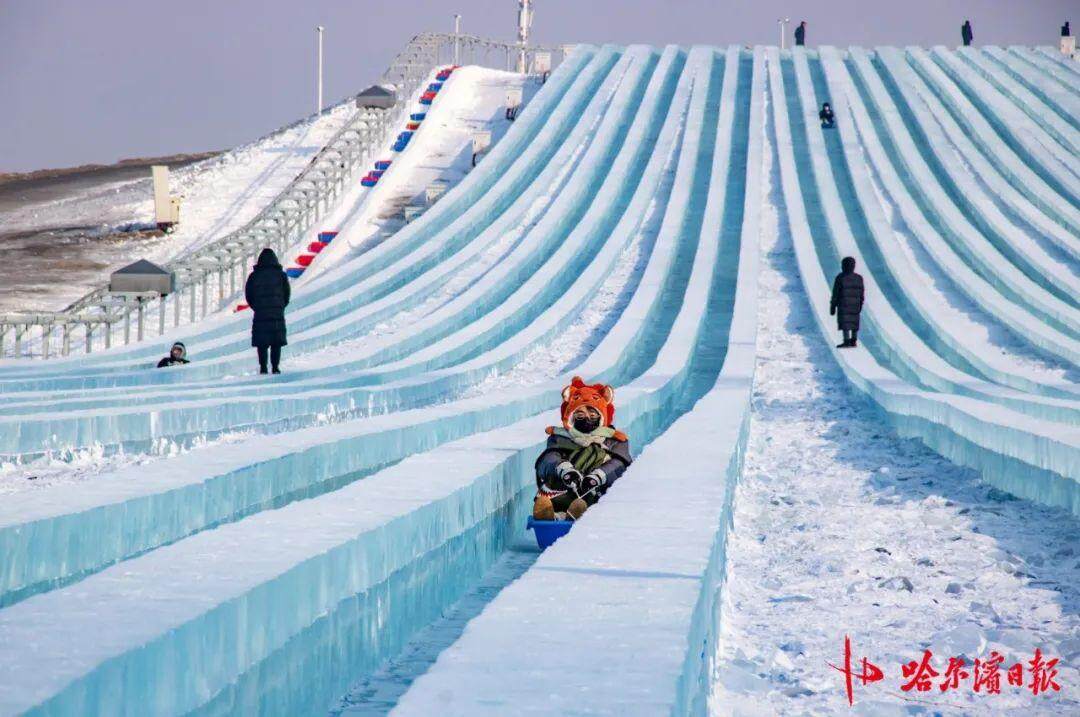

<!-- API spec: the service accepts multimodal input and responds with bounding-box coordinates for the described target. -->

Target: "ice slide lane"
[0,45,741,715]
[825,48,1080,408]
[771,48,1079,518]
[927,47,1080,207]
[0,47,602,383]
[975,47,1080,134]
[0,51,609,386]
[902,47,1080,238]
[0,51,612,405]
[392,46,759,717]
[0,47,661,457]
[0,44,696,608]
[869,49,1080,312]
[872,49,1080,272]
[1017,46,1080,96]
[956,47,1080,159]
[869,49,1080,339]
[855,49,1080,366]
[807,49,1080,423]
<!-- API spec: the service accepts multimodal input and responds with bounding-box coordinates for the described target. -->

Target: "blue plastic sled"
[527,516,573,550]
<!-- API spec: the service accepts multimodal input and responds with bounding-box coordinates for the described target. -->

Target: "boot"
[533,495,555,521]
[259,366,269,374]
[567,498,588,521]
[272,367,282,374]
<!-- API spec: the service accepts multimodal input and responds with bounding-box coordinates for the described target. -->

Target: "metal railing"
[0,31,568,360]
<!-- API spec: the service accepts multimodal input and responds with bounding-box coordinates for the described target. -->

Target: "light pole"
[454,14,461,65]
[778,18,789,50]
[315,25,324,114]
[517,0,533,74]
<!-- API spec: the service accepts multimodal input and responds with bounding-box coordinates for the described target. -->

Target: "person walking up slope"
[962,20,974,46]
[245,248,291,374]
[830,256,864,348]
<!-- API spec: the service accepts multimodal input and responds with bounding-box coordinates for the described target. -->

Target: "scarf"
[552,426,615,475]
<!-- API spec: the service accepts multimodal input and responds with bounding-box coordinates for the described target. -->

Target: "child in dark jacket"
[533,376,633,521]
[156,342,190,368]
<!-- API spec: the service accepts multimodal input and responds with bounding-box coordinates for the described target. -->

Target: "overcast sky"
[0,0,1073,172]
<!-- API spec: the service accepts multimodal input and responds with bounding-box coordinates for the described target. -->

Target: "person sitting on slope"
[819,102,835,128]
[156,341,190,368]
[533,376,633,521]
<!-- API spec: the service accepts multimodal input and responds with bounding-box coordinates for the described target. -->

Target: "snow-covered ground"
[709,119,1080,716]
[0,102,354,312]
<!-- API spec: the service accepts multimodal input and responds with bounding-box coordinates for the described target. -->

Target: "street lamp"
[778,18,790,50]
[316,25,324,114]
[454,14,462,65]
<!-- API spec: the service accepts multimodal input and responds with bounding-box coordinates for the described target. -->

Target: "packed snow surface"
[710,75,1079,715]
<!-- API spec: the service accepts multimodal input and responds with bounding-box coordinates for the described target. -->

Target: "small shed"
[356,84,397,109]
[109,259,175,295]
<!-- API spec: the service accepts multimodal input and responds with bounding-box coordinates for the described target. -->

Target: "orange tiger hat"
[560,376,615,429]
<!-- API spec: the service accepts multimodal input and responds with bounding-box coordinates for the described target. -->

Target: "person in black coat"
[830,256,865,348]
[1063,21,1071,38]
[819,102,835,128]
[962,20,974,47]
[533,377,632,522]
[244,248,291,374]
[156,341,189,368]
[794,21,807,47]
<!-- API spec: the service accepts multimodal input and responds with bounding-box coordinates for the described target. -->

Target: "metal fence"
[0,31,568,360]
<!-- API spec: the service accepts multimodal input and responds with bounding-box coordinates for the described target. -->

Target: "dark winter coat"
[244,249,291,348]
[831,265,865,331]
[794,24,806,46]
[535,430,633,499]
[157,341,190,368]
[962,22,973,46]
[819,106,835,125]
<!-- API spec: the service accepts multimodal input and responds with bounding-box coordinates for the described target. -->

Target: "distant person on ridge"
[819,102,835,128]
[795,21,807,47]
[1063,21,1071,37]
[244,248,290,374]
[533,377,633,522]
[831,256,865,348]
[156,341,189,368]
[962,20,974,47]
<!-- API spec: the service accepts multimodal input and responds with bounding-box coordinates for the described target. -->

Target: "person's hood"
[841,256,857,274]
[255,248,281,268]
[171,341,187,360]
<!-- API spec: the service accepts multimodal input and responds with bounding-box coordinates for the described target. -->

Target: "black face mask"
[573,414,601,433]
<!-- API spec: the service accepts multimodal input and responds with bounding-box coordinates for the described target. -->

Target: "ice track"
[0,45,1077,716]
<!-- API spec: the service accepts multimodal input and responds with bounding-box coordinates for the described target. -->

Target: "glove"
[581,469,606,494]
[556,461,583,492]
[829,305,836,316]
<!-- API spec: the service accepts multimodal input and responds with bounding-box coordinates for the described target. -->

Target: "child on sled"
[533,376,633,521]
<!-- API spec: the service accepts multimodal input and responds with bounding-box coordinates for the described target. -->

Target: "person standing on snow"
[962,20,974,46]
[156,341,190,368]
[244,248,291,374]
[794,21,807,47]
[830,256,865,348]
[533,376,633,522]
[1063,21,1071,37]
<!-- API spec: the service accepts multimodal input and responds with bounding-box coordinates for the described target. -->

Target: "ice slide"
[0,45,1076,716]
